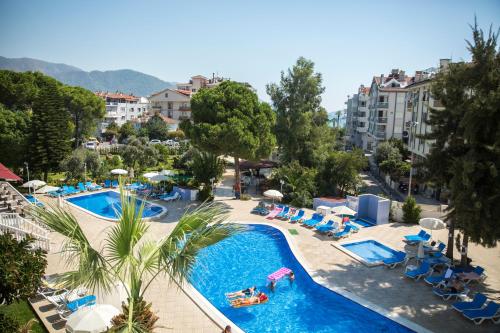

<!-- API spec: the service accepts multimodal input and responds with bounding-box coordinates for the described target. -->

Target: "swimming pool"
[351,217,375,227]
[339,239,400,266]
[190,224,414,333]
[66,191,165,220]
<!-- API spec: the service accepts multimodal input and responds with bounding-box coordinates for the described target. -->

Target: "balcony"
[178,105,191,111]
[376,102,389,109]
[376,117,388,123]
[376,130,386,138]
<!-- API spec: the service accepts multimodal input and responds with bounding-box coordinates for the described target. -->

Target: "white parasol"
[150,174,168,182]
[331,205,357,217]
[160,169,174,176]
[142,172,159,179]
[34,185,59,194]
[418,218,446,259]
[66,304,120,333]
[22,180,46,189]
[263,189,283,203]
[110,169,128,175]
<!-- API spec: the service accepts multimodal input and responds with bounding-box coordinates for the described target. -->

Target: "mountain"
[0,56,175,97]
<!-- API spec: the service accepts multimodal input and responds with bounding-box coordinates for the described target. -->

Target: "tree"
[0,105,30,168]
[271,161,318,207]
[118,121,137,143]
[0,233,47,304]
[62,86,106,148]
[402,196,421,224]
[375,140,410,182]
[182,81,276,188]
[424,21,500,264]
[189,149,225,201]
[104,121,119,141]
[266,57,332,167]
[60,148,101,180]
[318,150,367,196]
[35,185,242,332]
[29,77,72,181]
[145,114,169,141]
[121,137,159,173]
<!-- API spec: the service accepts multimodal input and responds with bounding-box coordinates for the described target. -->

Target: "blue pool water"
[342,240,399,264]
[351,218,375,227]
[191,225,413,333]
[66,191,164,220]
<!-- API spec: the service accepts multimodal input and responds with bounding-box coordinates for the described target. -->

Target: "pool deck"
[35,171,499,333]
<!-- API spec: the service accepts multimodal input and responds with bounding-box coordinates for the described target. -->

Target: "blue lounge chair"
[289,210,304,223]
[85,181,102,191]
[460,266,486,285]
[383,251,409,269]
[433,286,469,300]
[345,221,359,233]
[315,220,337,233]
[47,189,63,197]
[462,301,500,325]
[423,256,451,268]
[452,293,488,312]
[332,225,353,239]
[276,206,290,219]
[111,180,119,188]
[302,214,324,227]
[66,295,96,313]
[25,195,45,207]
[104,179,112,188]
[77,182,87,192]
[424,274,447,286]
[67,185,80,194]
[404,230,430,244]
[424,242,446,257]
[405,261,431,280]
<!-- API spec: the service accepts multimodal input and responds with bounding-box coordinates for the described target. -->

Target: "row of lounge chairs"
[392,230,497,326]
[47,182,103,197]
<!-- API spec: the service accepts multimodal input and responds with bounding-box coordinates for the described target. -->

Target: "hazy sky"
[1,0,499,111]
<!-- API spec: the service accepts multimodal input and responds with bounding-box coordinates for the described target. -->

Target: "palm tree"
[36,184,243,332]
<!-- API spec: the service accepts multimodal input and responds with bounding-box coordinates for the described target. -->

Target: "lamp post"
[406,121,419,197]
[24,162,30,195]
[84,163,87,183]
[210,177,215,195]
[280,179,284,193]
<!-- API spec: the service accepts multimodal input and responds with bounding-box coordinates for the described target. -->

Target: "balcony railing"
[377,102,389,108]
[376,131,386,138]
[178,105,191,111]
[376,117,388,123]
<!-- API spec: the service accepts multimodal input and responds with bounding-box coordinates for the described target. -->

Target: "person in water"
[222,325,232,333]
[231,292,268,306]
[268,279,276,292]
[226,286,257,298]
[288,271,295,282]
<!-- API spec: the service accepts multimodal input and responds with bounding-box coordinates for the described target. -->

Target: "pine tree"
[30,78,72,180]
[424,20,500,264]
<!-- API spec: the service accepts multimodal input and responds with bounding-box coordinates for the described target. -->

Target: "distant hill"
[0,56,175,97]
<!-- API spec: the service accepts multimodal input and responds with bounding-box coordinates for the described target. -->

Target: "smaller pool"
[351,218,375,227]
[339,239,399,266]
[66,191,165,220]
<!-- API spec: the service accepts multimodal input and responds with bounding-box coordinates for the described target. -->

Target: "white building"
[366,69,413,151]
[95,92,149,132]
[345,85,370,150]
[148,74,225,127]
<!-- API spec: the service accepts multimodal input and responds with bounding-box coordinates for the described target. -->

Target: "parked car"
[84,141,98,150]
[149,139,162,145]
[162,139,174,146]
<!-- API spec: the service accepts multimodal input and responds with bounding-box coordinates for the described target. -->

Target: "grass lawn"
[0,300,47,333]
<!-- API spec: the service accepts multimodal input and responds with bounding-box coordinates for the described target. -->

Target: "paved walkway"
[34,174,499,333]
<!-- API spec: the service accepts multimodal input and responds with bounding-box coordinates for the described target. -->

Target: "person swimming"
[230,292,268,307]
[268,279,276,292]
[226,286,257,298]
[289,271,295,281]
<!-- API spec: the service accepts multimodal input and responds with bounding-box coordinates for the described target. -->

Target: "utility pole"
[407,121,419,197]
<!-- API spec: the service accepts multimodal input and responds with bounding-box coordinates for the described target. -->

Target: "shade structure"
[66,304,120,333]
[110,169,128,175]
[142,172,159,179]
[0,162,21,181]
[22,180,46,189]
[35,185,59,194]
[150,174,169,182]
[263,190,283,199]
[331,205,357,217]
[419,218,446,230]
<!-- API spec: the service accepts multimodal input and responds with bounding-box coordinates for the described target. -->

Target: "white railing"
[0,213,50,251]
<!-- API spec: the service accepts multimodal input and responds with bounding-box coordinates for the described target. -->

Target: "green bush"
[402,196,422,224]
[240,194,251,201]
[0,313,20,333]
[197,186,213,202]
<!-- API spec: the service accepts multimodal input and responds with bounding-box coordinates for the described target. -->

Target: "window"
[378,96,386,103]
[164,93,168,98]
[192,89,197,92]
[120,107,125,111]
[130,108,134,112]
[423,91,428,101]
[360,101,366,107]
[378,110,384,117]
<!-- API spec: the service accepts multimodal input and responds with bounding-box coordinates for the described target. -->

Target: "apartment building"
[148,74,225,125]
[345,85,370,150]
[95,92,149,132]
[366,69,413,151]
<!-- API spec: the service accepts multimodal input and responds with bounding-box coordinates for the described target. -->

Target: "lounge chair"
[383,251,409,269]
[65,295,96,312]
[85,181,102,191]
[331,225,353,239]
[424,242,446,257]
[77,182,87,192]
[458,266,486,285]
[302,214,324,227]
[25,194,44,207]
[462,301,500,325]
[405,261,431,280]
[111,180,119,188]
[289,210,304,223]
[433,286,469,300]
[276,206,290,219]
[423,256,451,268]
[344,221,359,233]
[64,185,80,195]
[47,189,63,197]
[452,293,488,312]
[104,179,112,188]
[404,230,430,244]
[251,205,269,216]
[265,206,283,219]
[162,192,180,202]
[315,220,337,233]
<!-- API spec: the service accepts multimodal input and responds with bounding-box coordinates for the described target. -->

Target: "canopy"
[110,169,128,175]
[22,180,46,189]
[35,185,60,194]
[331,205,357,216]
[66,304,120,333]
[150,174,168,182]
[419,218,446,230]
[142,172,159,179]
[0,163,21,181]
[160,169,174,176]
[263,190,283,199]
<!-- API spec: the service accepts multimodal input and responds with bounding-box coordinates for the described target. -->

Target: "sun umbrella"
[417,218,446,259]
[142,172,159,179]
[66,304,120,333]
[331,205,357,217]
[34,185,59,194]
[150,174,168,182]
[22,180,46,189]
[263,189,283,203]
[110,169,128,175]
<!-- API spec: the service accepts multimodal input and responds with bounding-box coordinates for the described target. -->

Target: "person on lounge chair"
[230,292,268,306]
[226,286,257,298]
[439,276,466,294]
